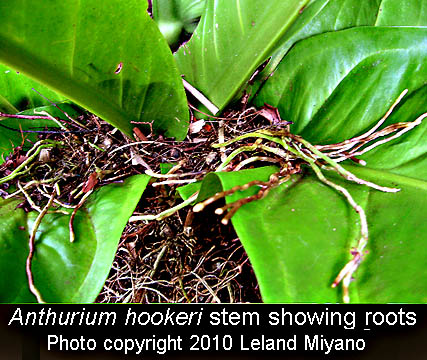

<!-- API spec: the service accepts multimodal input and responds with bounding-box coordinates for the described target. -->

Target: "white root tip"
[193,203,204,212]
[387,187,401,193]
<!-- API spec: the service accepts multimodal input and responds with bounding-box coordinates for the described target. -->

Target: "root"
[193,173,289,225]
[7,86,422,304]
[26,191,56,303]
[189,89,424,303]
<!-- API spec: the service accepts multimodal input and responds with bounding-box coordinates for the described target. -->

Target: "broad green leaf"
[254,27,427,178]
[0,64,66,113]
[179,0,207,33]
[0,174,150,303]
[256,0,382,83]
[376,0,427,25]
[175,0,311,112]
[252,0,427,95]
[359,86,427,180]
[193,166,427,302]
[153,0,185,46]
[153,0,206,46]
[0,103,81,163]
[230,26,427,302]
[342,165,427,303]
[0,198,30,302]
[0,0,189,140]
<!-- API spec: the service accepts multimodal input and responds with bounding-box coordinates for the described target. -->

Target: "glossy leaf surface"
[0,175,150,303]
[189,165,427,302]
[175,0,311,112]
[232,25,427,302]
[256,0,382,81]
[255,0,427,81]
[0,0,189,139]
[179,23,427,302]
[255,27,427,178]
[0,64,66,114]
[251,0,427,95]
[376,0,427,25]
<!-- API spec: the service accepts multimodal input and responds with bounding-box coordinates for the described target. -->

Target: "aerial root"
[130,89,424,303]
[26,191,57,303]
[193,173,287,225]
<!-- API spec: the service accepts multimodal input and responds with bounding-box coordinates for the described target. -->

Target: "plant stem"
[129,192,199,222]
[216,145,259,171]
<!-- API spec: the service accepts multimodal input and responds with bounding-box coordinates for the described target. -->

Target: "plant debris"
[0,103,271,303]
[1,88,425,303]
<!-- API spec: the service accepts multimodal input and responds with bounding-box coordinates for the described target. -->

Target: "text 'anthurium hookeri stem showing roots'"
[191,89,426,303]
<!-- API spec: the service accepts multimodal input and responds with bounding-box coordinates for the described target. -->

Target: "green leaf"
[376,0,427,25]
[251,0,427,94]
[177,180,202,201]
[254,27,427,178]
[0,0,189,140]
[0,64,67,113]
[0,198,31,302]
[342,165,427,303]
[0,174,150,303]
[255,0,382,83]
[195,166,427,302]
[153,0,184,46]
[175,0,311,112]
[232,26,427,302]
[179,0,207,33]
[0,103,82,162]
[160,162,178,174]
[153,0,206,45]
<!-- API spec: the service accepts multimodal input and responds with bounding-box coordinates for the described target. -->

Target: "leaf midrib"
[343,164,427,191]
[0,35,134,136]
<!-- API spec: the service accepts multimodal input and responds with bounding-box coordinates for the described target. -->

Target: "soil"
[94,104,271,303]
[1,101,273,303]
[1,89,411,303]
[96,189,262,303]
